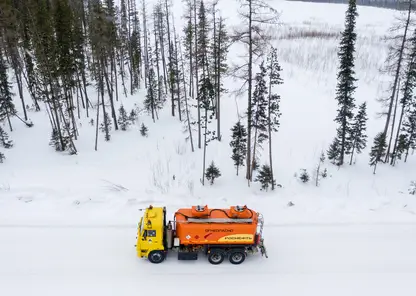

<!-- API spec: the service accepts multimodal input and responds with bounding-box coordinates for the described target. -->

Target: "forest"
[0,0,415,190]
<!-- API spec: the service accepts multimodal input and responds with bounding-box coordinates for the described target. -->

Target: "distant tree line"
[285,0,408,10]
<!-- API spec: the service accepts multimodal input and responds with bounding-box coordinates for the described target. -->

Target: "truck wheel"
[148,250,165,264]
[229,250,246,265]
[208,249,225,265]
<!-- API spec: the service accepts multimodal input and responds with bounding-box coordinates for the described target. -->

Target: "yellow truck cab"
[135,206,167,263]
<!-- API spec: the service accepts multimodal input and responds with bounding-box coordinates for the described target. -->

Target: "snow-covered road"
[1,223,416,296]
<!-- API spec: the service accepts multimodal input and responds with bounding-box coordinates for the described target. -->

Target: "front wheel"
[148,250,166,264]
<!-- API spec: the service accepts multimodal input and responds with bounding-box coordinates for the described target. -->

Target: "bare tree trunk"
[385,77,400,163]
[103,58,119,130]
[194,0,201,148]
[383,0,412,149]
[179,35,194,152]
[95,93,100,151]
[246,0,253,183]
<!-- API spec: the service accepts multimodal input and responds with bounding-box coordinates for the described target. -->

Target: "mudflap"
[259,239,268,258]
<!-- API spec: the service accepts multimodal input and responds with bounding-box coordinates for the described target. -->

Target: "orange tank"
[174,205,259,245]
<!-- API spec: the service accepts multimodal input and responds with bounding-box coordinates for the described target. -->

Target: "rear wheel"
[208,249,225,265]
[148,250,165,264]
[229,250,246,265]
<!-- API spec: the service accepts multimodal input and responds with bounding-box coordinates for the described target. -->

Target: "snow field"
[0,0,415,224]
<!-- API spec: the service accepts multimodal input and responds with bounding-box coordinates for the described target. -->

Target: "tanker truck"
[135,204,268,265]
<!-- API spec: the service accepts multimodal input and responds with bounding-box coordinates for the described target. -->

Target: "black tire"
[148,250,165,264]
[208,249,225,265]
[229,250,246,265]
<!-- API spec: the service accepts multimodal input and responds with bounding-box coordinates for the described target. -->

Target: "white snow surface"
[1,0,416,294]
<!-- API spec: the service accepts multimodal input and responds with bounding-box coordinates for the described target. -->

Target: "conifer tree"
[212,15,229,141]
[230,121,247,176]
[0,50,16,132]
[117,104,130,131]
[299,169,310,183]
[315,151,325,187]
[394,134,408,162]
[266,47,283,190]
[254,164,275,191]
[329,0,358,166]
[199,76,216,185]
[327,137,341,165]
[346,101,368,165]
[232,0,280,183]
[144,67,159,122]
[205,161,221,185]
[196,0,211,149]
[0,126,13,148]
[369,132,387,174]
[140,123,148,137]
[401,107,416,162]
[250,62,268,181]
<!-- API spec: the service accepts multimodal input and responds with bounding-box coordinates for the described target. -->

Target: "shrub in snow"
[409,181,416,195]
[0,151,5,163]
[129,109,138,123]
[299,169,310,183]
[140,123,148,137]
[0,126,13,148]
[255,164,276,191]
[205,161,221,185]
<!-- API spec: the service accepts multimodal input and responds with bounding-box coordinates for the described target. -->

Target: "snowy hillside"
[0,0,415,226]
[2,1,416,296]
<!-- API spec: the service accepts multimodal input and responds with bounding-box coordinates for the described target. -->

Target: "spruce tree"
[394,134,408,162]
[369,132,387,174]
[0,50,16,131]
[266,47,283,190]
[140,123,148,137]
[0,126,13,148]
[212,15,229,141]
[250,62,269,181]
[0,151,4,163]
[401,107,416,162]
[315,151,325,187]
[327,137,341,165]
[232,0,280,183]
[299,169,310,183]
[117,104,130,131]
[205,161,221,185]
[144,67,159,122]
[254,164,275,191]
[346,101,368,165]
[230,121,247,176]
[329,0,358,166]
